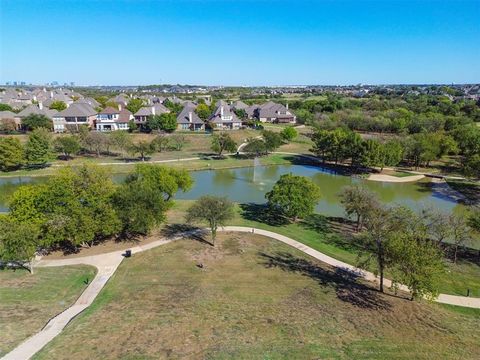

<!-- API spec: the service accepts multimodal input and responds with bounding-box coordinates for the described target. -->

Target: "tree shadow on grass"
[160,223,212,246]
[259,251,391,310]
[240,203,290,226]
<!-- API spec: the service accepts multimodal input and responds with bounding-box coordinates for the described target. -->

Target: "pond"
[0,164,464,217]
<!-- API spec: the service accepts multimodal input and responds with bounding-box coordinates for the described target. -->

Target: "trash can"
[125,249,132,258]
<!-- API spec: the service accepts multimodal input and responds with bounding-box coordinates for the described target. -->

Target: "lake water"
[0,164,463,217]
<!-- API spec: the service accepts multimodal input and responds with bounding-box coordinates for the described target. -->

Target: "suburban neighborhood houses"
[0,87,296,133]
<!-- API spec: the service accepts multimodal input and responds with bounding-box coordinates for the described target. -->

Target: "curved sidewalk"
[3,227,479,360]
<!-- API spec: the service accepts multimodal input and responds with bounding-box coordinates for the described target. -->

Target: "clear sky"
[0,0,479,86]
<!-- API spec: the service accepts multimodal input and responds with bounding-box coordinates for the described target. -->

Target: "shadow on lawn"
[240,203,290,226]
[160,223,212,246]
[259,251,391,310]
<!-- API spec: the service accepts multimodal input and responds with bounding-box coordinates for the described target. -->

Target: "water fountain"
[253,157,261,183]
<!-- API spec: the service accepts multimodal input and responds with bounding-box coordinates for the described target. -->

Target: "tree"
[0,118,17,133]
[22,114,52,131]
[243,138,267,157]
[126,98,145,114]
[54,135,81,159]
[160,112,177,132]
[0,137,24,171]
[9,165,121,249]
[339,185,379,231]
[388,232,444,300]
[262,130,283,152]
[169,134,187,151]
[295,109,314,125]
[0,103,14,112]
[84,131,109,156]
[211,132,237,156]
[382,140,404,168]
[48,100,67,111]
[152,133,170,152]
[128,119,137,133]
[186,195,234,245]
[0,215,41,273]
[234,108,248,121]
[280,126,298,142]
[196,103,211,120]
[25,128,52,165]
[130,140,155,161]
[114,165,193,236]
[266,174,321,221]
[449,214,471,264]
[359,139,383,168]
[110,130,132,159]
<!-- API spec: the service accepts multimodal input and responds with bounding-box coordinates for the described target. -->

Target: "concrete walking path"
[3,227,479,360]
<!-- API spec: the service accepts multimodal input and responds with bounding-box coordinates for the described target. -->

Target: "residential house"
[134,104,170,125]
[255,102,296,123]
[96,107,133,131]
[0,111,21,131]
[16,103,58,123]
[209,102,242,130]
[53,102,97,132]
[176,105,204,131]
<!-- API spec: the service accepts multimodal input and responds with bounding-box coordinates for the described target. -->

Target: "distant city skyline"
[1,0,479,86]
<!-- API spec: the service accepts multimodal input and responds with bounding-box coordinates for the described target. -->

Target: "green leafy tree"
[48,100,67,111]
[54,135,81,159]
[0,103,14,112]
[126,98,145,114]
[130,140,156,161]
[110,130,132,159]
[359,139,383,168]
[25,128,52,165]
[339,185,379,231]
[280,126,298,142]
[186,195,234,245]
[295,109,314,125]
[22,114,52,131]
[382,140,404,168]
[160,112,177,132]
[262,130,283,152]
[266,174,321,221]
[114,165,193,236]
[196,103,211,120]
[388,232,444,300]
[128,119,137,133]
[0,215,41,273]
[243,138,267,157]
[234,108,248,121]
[211,132,237,156]
[0,137,24,171]
[84,131,109,156]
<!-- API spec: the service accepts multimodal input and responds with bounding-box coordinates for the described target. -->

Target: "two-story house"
[134,104,170,125]
[176,104,204,131]
[256,102,296,123]
[96,106,133,131]
[209,101,242,130]
[53,103,97,132]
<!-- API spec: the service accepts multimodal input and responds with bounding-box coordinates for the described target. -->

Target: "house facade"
[176,105,204,131]
[54,103,97,132]
[96,107,132,131]
[209,102,242,130]
[256,102,296,123]
[134,104,170,125]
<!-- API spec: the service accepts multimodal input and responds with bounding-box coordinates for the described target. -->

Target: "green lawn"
[33,234,480,359]
[0,265,96,357]
[168,200,480,298]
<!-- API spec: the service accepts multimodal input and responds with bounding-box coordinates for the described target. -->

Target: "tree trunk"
[377,239,384,292]
[454,244,458,264]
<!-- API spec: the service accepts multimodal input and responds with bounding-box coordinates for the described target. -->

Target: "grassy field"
[33,233,480,359]
[0,129,313,178]
[0,265,96,357]
[168,200,480,298]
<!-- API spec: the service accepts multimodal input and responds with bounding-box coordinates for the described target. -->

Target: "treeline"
[310,125,480,176]
[0,127,189,172]
[0,164,192,272]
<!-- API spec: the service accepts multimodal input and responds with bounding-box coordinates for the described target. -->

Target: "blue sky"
[0,0,479,86]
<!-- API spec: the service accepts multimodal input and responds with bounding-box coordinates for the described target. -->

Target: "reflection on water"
[0,164,463,216]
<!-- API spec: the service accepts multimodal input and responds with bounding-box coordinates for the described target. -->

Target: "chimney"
[50,91,53,98]
[118,104,122,111]
[38,102,43,110]
[220,106,224,116]
[286,103,289,110]
[151,106,155,115]
[188,111,193,123]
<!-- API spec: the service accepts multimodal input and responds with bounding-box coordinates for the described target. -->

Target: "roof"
[56,103,96,117]
[257,102,295,118]
[0,110,17,119]
[118,109,133,123]
[16,105,57,119]
[98,106,119,115]
[134,104,170,116]
[209,104,240,124]
[75,97,100,108]
[176,105,203,124]
[232,100,249,110]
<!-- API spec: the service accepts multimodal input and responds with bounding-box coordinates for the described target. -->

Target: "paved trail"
[3,227,479,360]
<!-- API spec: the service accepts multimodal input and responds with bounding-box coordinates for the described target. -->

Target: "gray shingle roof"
[56,103,96,117]
[134,104,170,116]
[16,105,58,119]
[177,105,203,124]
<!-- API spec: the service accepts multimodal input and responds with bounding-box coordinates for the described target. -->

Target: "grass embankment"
[0,265,96,356]
[168,200,480,298]
[0,129,313,178]
[34,234,480,359]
